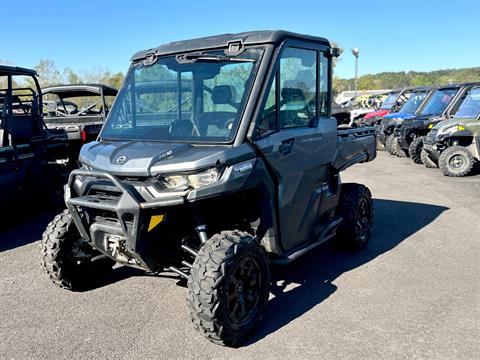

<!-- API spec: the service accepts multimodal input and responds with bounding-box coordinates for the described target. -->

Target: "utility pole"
[351,47,359,97]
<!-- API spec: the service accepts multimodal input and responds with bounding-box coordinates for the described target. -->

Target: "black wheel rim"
[449,154,466,170]
[356,197,371,239]
[226,256,262,325]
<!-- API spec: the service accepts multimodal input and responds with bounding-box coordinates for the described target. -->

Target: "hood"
[364,109,389,120]
[383,111,417,120]
[432,117,477,131]
[402,115,445,127]
[79,140,255,176]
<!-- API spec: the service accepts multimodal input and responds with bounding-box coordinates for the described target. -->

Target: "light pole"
[351,47,359,97]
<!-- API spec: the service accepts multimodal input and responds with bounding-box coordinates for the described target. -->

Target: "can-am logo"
[116,156,127,164]
[233,161,253,172]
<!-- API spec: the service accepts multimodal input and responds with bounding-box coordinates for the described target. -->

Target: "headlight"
[161,168,221,190]
[442,124,465,134]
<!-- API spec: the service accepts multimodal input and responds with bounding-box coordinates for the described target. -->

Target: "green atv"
[423,85,480,177]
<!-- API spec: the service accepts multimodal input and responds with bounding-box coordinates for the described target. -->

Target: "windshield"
[380,92,400,110]
[100,48,263,143]
[420,88,458,116]
[454,87,480,119]
[398,90,429,114]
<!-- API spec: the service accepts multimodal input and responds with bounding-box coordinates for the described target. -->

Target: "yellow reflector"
[148,214,165,232]
[428,123,433,129]
[458,125,465,131]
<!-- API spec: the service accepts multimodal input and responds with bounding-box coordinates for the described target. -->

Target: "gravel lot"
[1,152,479,360]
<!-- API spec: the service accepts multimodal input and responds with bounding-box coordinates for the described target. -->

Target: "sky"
[1,0,479,79]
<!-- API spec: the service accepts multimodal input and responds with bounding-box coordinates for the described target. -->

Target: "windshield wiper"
[175,52,255,64]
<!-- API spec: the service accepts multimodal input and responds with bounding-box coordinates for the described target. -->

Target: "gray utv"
[41,31,376,346]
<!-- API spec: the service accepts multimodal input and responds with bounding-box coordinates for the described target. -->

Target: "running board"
[270,217,342,265]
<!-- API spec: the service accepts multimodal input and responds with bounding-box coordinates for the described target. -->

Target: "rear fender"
[334,127,376,171]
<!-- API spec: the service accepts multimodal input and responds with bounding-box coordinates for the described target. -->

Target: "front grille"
[425,129,438,144]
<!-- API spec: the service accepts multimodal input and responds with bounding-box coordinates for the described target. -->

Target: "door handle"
[279,138,295,155]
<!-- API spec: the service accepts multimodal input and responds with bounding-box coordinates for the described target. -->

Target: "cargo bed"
[334,126,377,171]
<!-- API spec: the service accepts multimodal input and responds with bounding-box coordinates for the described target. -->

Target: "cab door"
[253,46,337,253]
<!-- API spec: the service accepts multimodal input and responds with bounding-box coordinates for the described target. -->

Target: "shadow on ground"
[0,206,63,252]
[246,198,448,345]
[0,198,449,345]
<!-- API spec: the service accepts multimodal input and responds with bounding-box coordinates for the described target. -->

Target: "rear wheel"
[438,146,475,177]
[408,136,424,164]
[41,209,115,290]
[421,149,438,168]
[187,231,270,347]
[335,183,373,250]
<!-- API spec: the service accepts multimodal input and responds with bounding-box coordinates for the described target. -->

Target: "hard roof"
[132,30,331,61]
[0,65,38,77]
[436,81,480,89]
[42,84,118,97]
[403,86,434,92]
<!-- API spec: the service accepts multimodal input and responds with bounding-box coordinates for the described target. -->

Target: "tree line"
[333,67,480,94]
[0,59,124,90]
[3,58,480,98]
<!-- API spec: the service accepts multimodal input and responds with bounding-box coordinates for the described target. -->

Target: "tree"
[35,59,62,87]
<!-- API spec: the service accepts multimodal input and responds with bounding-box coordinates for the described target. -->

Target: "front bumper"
[394,125,414,150]
[65,169,186,271]
[422,130,442,161]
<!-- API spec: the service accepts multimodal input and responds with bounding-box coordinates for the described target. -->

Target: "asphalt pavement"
[0,152,479,359]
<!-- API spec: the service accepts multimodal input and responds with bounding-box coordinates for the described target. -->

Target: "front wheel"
[393,137,408,158]
[386,134,397,155]
[376,137,385,151]
[421,149,438,168]
[438,146,475,177]
[41,210,115,290]
[408,136,424,164]
[187,231,270,347]
[335,183,374,249]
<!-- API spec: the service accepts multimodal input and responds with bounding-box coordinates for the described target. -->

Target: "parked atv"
[423,84,480,176]
[356,88,405,127]
[394,83,480,163]
[376,86,432,155]
[40,31,376,346]
[0,65,67,210]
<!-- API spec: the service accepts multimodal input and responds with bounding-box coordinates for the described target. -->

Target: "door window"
[279,47,316,128]
[318,52,329,117]
[258,46,331,137]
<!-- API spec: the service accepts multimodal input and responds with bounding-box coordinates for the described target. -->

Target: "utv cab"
[41,31,376,346]
[43,84,117,166]
[423,84,480,176]
[394,82,480,162]
[376,86,433,154]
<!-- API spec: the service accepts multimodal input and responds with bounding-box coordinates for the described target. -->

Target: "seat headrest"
[211,85,236,105]
[294,70,315,89]
[281,81,305,102]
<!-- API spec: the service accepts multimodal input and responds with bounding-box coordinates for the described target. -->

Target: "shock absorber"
[195,224,208,244]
